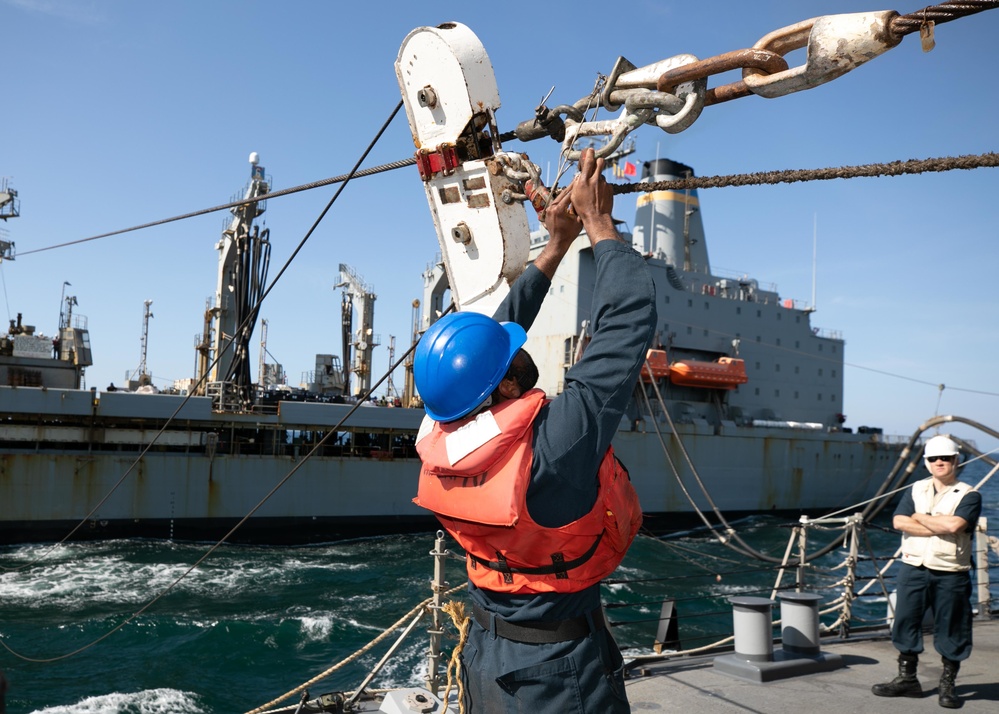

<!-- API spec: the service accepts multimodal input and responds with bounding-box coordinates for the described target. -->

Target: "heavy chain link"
[513,2,999,158]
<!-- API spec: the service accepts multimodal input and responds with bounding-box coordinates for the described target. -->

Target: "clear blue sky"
[3,0,997,452]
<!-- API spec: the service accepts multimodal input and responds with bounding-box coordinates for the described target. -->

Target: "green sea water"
[2,463,995,714]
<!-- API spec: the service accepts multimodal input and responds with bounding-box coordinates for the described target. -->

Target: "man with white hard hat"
[872,434,982,708]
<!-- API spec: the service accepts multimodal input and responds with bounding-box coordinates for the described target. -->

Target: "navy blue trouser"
[459,619,630,713]
[892,564,973,662]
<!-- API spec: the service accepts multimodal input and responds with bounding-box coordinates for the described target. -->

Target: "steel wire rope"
[890,0,999,36]
[1,101,408,573]
[13,149,998,265]
[637,371,965,570]
[0,101,416,662]
[640,365,798,563]
[634,381,753,557]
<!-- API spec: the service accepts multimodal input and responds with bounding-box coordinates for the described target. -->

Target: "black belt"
[472,602,605,644]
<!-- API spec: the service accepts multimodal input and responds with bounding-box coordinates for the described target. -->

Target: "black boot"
[872,653,922,697]
[938,657,961,709]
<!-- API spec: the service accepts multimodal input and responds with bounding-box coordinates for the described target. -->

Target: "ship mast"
[385,335,396,401]
[258,318,268,388]
[402,298,420,409]
[137,299,153,386]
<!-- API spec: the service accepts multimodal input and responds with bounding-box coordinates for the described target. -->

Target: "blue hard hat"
[414,312,527,422]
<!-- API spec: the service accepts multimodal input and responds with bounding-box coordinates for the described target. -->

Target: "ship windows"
[817,393,823,401]
[736,306,742,315]
[818,368,824,376]
[775,364,781,372]
[777,312,782,320]
[704,301,709,310]
[664,295,670,304]
[832,369,837,378]
[687,326,693,335]
[755,387,760,396]
[776,338,781,346]
[688,299,693,307]
[831,394,837,401]
[795,340,800,349]
[756,336,761,342]
[794,366,799,374]
[703,329,708,337]
[818,344,823,351]
[796,316,801,323]
[794,391,799,399]
[775,389,780,397]
[757,310,762,318]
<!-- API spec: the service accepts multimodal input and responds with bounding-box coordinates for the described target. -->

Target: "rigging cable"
[13,152,999,258]
[0,100,406,574]
[0,102,423,663]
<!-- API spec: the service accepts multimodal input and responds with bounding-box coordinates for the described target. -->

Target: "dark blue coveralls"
[460,240,657,713]
[891,485,982,662]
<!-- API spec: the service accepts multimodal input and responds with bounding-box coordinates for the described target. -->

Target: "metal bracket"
[396,23,531,316]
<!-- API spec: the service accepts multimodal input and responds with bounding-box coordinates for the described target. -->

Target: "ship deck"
[624,618,999,712]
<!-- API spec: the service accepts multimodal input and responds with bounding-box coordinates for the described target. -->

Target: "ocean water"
[2,462,996,714]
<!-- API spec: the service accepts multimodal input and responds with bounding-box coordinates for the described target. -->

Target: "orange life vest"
[415,389,643,593]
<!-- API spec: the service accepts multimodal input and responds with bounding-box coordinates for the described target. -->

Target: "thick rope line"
[611,153,999,194]
[247,583,466,714]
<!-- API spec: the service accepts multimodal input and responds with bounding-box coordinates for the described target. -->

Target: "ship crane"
[336,263,378,399]
[208,152,272,411]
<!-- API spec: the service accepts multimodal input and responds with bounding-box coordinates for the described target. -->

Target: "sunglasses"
[926,455,955,463]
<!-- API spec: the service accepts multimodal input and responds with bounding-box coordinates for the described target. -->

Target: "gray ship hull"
[0,387,899,544]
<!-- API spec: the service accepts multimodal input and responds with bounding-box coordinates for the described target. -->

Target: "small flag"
[623,161,637,177]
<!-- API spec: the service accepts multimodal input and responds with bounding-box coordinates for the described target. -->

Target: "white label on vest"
[416,415,435,445]
[445,410,501,466]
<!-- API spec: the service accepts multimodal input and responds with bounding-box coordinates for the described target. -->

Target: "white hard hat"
[924,435,960,458]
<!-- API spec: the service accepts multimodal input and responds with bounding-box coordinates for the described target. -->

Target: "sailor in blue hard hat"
[414,311,534,423]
